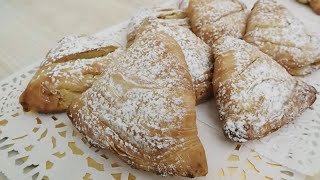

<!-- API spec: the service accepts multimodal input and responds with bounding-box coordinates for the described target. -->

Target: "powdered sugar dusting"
[138,20,213,86]
[127,6,189,44]
[69,32,198,175]
[34,56,115,93]
[187,0,248,46]
[244,0,320,75]
[43,35,120,66]
[21,33,121,112]
[213,36,316,142]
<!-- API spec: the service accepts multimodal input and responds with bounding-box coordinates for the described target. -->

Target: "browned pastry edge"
[195,76,213,105]
[43,46,117,67]
[68,120,207,178]
[310,0,320,14]
[19,60,107,113]
[223,80,317,141]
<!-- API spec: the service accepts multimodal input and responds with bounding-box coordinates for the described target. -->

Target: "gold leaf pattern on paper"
[111,162,120,168]
[0,119,8,126]
[68,142,84,155]
[37,129,48,141]
[267,162,281,167]
[83,173,93,180]
[227,167,238,175]
[51,137,56,149]
[11,113,19,117]
[281,170,294,176]
[128,173,136,180]
[53,152,66,158]
[247,159,259,173]
[12,135,27,140]
[58,131,67,138]
[32,127,39,133]
[25,145,34,151]
[228,155,240,162]
[7,150,19,157]
[87,157,104,171]
[0,144,14,150]
[240,170,246,180]
[46,161,53,170]
[15,156,29,165]
[32,173,39,180]
[55,123,66,128]
[36,117,42,124]
[23,164,38,174]
[111,173,121,180]
[218,168,225,177]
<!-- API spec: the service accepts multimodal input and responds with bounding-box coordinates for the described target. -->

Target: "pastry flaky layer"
[244,0,320,76]
[212,36,317,143]
[127,5,189,48]
[67,32,208,177]
[187,0,248,47]
[129,19,214,104]
[19,35,120,113]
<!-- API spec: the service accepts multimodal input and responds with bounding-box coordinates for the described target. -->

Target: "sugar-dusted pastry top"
[43,35,119,66]
[135,20,212,83]
[134,20,213,103]
[245,0,320,75]
[187,0,248,47]
[20,35,120,113]
[212,36,317,142]
[68,32,207,177]
[127,6,189,46]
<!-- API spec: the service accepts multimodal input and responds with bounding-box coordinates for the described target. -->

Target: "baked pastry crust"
[127,6,189,47]
[297,0,320,15]
[187,0,248,47]
[67,32,208,177]
[130,19,213,104]
[20,35,120,113]
[310,0,320,14]
[244,0,320,76]
[212,36,317,142]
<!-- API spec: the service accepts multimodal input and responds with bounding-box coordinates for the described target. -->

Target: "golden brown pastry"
[187,0,248,47]
[67,32,208,177]
[297,0,320,15]
[297,0,309,3]
[127,6,189,47]
[130,19,213,104]
[212,36,317,142]
[244,0,320,76]
[310,0,320,14]
[20,35,120,113]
